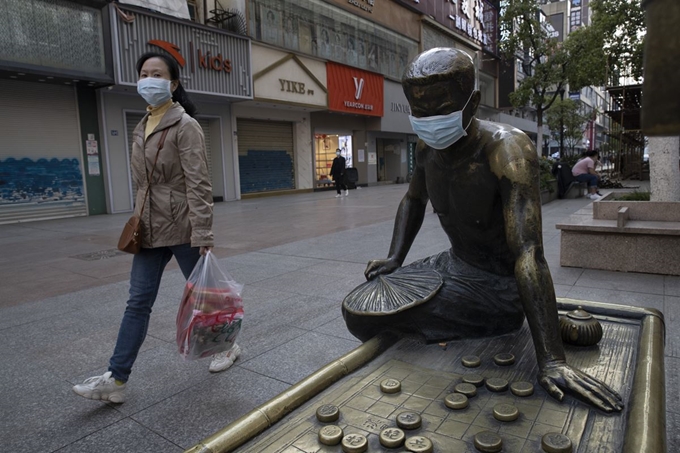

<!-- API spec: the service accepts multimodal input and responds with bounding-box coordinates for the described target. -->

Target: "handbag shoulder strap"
[139,128,170,216]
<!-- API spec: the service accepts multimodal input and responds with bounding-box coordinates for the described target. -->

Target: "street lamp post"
[559,88,565,160]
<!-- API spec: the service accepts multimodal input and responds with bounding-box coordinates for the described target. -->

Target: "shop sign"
[148,40,232,73]
[327,62,383,117]
[111,4,252,99]
[348,0,375,13]
[380,80,413,133]
[391,102,411,114]
[252,49,327,107]
[279,79,313,95]
[396,0,498,54]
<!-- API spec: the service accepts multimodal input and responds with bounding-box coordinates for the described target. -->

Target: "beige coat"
[130,103,214,248]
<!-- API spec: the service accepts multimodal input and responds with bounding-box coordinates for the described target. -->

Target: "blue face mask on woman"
[137,78,172,106]
[408,92,474,150]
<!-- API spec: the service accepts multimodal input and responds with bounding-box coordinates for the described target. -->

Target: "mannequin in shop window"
[330,148,348,197]
[342,47,623,414]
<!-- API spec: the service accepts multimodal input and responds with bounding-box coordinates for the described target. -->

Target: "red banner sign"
[327,63,384,117]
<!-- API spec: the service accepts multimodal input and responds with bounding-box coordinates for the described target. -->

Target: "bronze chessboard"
[187,300,664,453]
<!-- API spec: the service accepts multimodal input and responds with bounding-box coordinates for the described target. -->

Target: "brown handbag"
[117,128,169,254]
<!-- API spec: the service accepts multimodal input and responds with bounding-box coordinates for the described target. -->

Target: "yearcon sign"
[327,63,384,117]
[111,4,252,98]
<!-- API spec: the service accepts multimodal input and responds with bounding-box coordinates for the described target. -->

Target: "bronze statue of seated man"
[342,48,623,413]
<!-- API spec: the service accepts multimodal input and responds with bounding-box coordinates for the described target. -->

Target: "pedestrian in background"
[73,52,239,404]
[572,150,602,200]
[330,148,348,197]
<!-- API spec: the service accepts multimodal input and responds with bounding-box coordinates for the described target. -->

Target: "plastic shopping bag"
[176,251,244,360]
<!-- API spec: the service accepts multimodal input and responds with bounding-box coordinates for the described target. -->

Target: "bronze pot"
[559,306,603,346]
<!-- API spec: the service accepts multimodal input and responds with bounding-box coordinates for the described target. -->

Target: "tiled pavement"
[0,183,676,452]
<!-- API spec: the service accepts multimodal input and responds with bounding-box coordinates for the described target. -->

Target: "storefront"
[101,3,251,213]
[367,80,417,184]
[311,62,383,187]
[0,0,113,224]
[232,44,327,195]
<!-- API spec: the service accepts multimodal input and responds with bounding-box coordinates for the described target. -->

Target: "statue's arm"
[497,136,622,413]
[365,147,429,280]
[497,147,565,368]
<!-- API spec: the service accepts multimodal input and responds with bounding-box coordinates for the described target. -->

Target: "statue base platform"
[186,299,666,453]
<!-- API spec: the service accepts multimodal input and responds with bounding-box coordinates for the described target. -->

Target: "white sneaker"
[73,371,126,403]
[588,193,602,200]
[335,194,341,198]
[209,344,242,373]
[344,190,349,196]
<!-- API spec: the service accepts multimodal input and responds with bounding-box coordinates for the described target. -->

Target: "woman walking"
[73,52,239,403]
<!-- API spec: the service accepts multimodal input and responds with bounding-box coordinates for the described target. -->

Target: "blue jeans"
[575,173,599,188]
[109,244,200,382]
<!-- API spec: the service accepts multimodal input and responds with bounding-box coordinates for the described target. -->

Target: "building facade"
[101,3,251,212]
[0,0,114,224]
[0,0,507,224]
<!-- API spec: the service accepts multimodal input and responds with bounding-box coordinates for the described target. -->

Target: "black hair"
[136,52,197,117]
[585,150,598,158]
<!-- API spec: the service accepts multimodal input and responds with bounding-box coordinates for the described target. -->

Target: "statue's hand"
[364,258,400,280]
[538,361,624,413]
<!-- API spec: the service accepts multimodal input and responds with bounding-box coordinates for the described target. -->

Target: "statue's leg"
[343,250,525,343]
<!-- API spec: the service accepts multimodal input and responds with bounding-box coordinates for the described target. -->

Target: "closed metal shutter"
[236,119,295,194]
[125,112,145,203]
[196,118,213,177]
[0,80,86,224]
[125,113,213,204]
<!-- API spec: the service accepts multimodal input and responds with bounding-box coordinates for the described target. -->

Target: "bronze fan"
[343,268,443,316]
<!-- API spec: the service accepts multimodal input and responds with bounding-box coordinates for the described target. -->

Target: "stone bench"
[563,181,588,199]
[556,197,680,275]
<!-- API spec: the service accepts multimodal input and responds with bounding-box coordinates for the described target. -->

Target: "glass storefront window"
[314,134,352,186]
[248,0,418,80]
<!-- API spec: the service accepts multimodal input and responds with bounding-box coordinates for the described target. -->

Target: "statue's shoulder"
[480,120,537,164]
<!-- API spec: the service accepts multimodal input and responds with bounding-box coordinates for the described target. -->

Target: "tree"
[499,0,569,155]
[545,98,590,158]
[564,0,644,89]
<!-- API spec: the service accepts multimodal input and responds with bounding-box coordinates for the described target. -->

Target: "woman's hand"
[199,246,213,255]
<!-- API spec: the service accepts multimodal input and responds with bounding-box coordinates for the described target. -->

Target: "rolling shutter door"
[196,118,213,179]
[237,119,295,194]
[125,112,145,203]
[0,80,86,224]
[125,113,213,205]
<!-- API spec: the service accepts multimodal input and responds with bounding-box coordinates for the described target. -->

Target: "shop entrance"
[314,134,353,188]
[376,138,403,183]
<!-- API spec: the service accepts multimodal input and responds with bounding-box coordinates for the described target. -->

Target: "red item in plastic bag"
[176,252,244,360]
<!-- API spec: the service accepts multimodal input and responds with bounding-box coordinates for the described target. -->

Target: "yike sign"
[111,4,252,99]
[327,63,384,117]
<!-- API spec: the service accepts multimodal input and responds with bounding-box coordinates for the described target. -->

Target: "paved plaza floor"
[0,183,677,452]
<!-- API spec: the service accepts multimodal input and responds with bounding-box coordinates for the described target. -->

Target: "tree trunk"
[536,109,544,156]
[649,136,680,201]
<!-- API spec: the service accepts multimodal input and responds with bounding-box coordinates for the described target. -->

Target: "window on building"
[479,73,496,108]
[570,9,581,30]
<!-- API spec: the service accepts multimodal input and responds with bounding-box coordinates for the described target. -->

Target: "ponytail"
[172,83,197,118]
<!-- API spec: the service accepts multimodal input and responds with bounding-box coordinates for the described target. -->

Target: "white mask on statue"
[408,91,474,150]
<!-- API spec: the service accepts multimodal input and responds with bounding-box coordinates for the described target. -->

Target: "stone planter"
[540,179,558,205]
[593,193,680,222]
[556,193,680,275]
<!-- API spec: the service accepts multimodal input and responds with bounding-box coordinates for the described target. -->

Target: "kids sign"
[149,40,233,74]
[327,63,384,117]
[112,4,252,99]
